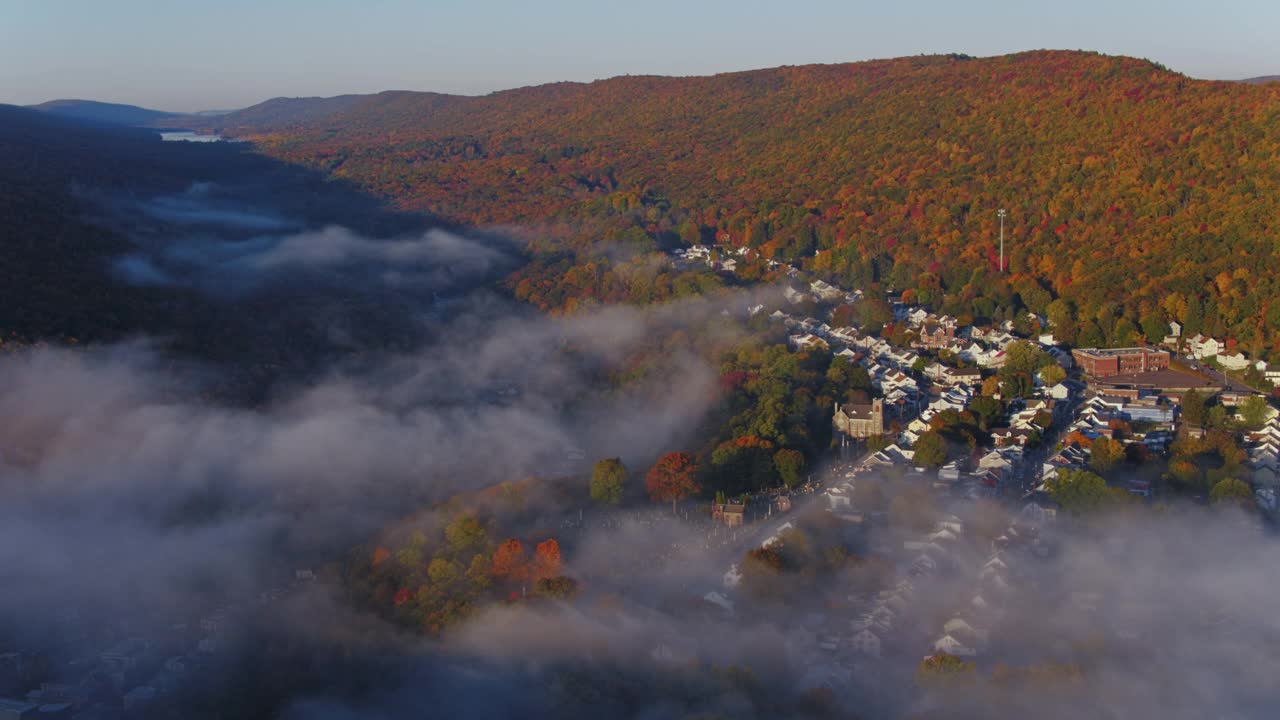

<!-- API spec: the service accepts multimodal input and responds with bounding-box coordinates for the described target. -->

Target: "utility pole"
[997,208,1007,273]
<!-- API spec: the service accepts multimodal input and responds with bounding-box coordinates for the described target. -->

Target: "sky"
[1,0,1276,112]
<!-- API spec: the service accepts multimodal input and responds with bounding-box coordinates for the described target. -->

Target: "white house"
[943,618,989,646]
[783,286,810,305]
[789,334,828,352]
[1187,334,1224,359]
[932,634,977,657]
[978,450,1017,472]
[830,327,861,345]
[928,529,959,545]
[810,280,845,301]
[826,485,852,510]
[1218,352,1251,371]
[704,591,735,614]
[977,349,1007,369]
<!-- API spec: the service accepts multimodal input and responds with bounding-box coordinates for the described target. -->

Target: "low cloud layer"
[113,221,512,296]
[0,288,733,635]
[257,495,1280,720]
[6,327,1280,718]
[138,182,295,231]
[89,183,519,300]
[113,219,515,299]
[6,182,1276,719]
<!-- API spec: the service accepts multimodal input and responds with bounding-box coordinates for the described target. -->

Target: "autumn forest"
[197,50,1280,356]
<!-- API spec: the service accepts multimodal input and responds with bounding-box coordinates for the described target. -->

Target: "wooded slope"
[214,51,1280,351]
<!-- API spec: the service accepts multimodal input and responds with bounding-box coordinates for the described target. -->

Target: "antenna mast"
[997,208,1007,273]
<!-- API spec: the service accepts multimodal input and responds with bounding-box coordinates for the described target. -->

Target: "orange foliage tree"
[532,539,563,581]
[646,452,700,513]
[490,538,528,582]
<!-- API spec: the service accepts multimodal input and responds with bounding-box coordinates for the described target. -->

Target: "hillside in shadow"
[0,105,523,401]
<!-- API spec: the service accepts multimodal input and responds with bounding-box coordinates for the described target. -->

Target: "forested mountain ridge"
[186,93,375,131]
[31,99,185,126]
[204,50,1280,355]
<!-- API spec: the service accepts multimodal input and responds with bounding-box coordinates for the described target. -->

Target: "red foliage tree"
[490,538,528,582]
[533,539,563,581]
[645,452,700,513]
[393,587,411,607]
[719,369,749,392]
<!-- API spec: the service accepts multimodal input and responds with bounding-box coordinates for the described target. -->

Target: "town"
[668,241,1278,711]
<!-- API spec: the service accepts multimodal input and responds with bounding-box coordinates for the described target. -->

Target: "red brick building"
[916,322,956,349]
[1071,346,1170,377]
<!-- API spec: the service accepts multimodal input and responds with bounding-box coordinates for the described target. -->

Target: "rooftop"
[1073,346,1167,358]
[838,403,879,419]
[1090,367,1222,391]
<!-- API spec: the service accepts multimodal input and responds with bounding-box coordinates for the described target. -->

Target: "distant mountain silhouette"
[1239,75,1280,85]
[29,99,185,126]
[185,94,374,132]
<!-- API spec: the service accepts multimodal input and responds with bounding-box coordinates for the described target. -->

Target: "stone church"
[833,398,885,439]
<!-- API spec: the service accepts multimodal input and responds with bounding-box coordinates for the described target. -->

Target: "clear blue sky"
[2,0,1275,112]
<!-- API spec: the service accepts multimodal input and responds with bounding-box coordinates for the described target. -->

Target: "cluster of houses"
[670,244,752,274]
[779,312,928,429]
[763,280,1088,500]
[902,308,1067,372]
[919,502,1055,669]
[1246,416,1280,512]
[781,304,1052,438]
[842,437,1036,503]
[1038,395,1179,498]
[794,481,1059,697]
[1163,322,1274,376]
[850,440,1029,502]
[673,245,1280,708]
[0,570,316,719]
